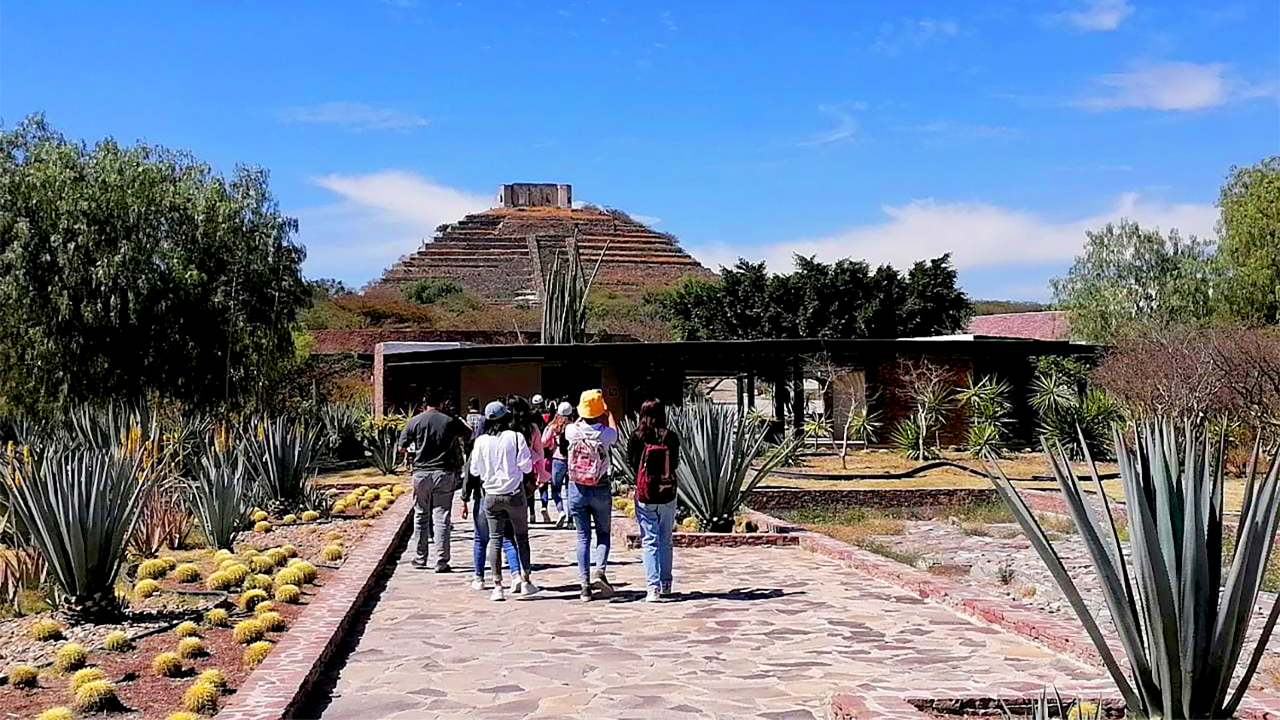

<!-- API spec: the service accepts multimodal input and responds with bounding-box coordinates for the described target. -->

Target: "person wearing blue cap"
[468,399,540,601]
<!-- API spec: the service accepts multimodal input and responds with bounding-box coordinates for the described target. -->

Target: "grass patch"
[855,539,925,566]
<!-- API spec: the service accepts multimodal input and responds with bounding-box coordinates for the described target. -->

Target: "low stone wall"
[747,487,1000,512]
[623,532,798,549]
[216,499,415,720]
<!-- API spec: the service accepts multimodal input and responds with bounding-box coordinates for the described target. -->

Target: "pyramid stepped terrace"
[368,183,712,302]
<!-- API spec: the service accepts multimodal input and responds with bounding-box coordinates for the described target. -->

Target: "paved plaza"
[315,511,1110,719]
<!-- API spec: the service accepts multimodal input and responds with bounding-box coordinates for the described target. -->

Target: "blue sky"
[2,1,1276,300]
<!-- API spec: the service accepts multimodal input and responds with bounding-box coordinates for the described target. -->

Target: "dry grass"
[313,466,399,487]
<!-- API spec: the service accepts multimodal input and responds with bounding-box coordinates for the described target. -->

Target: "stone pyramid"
[368,183,711,303]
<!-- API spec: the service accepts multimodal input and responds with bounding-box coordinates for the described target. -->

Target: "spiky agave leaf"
[670,401,800,532]
[185,444,254,550]
[985,420,1280,719]
[2,446,154,621]
[244,416,324,514]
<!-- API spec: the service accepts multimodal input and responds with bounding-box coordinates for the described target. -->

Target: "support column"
[736,375,745,413]
[372,343,386,418]
[746,373,756,410]
[791,363,805,433]
[772,369,787,423]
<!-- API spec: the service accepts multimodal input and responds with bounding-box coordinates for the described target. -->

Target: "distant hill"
[973,299,1052,316]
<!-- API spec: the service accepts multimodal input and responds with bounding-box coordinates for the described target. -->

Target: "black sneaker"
[579,583,592,602]
[411,559,429,570]
[591,573,614,599]
[434,564,452,574]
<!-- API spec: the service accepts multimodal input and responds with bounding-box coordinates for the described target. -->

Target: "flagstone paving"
[312,511,1112,720]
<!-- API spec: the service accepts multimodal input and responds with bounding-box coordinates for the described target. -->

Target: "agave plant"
[607,414,638,493]
[670,401,802,532]
[956,375,1012,457]
[1030,368,1123,460]
[541,238,609,345]
[986,421,1280,720]
[2,448,154,622]
[840,405,882,469]
[320,402,367,460]
[185,446,254,550]
[361,415,404,476]
[244,416,325,515]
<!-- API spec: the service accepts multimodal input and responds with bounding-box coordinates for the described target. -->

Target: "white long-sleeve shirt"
[468,430,533,495]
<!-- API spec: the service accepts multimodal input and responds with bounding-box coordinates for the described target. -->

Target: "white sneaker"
[645,588,662,603]
[470,576,484,591]
[490,586,505,602]
[509,577,523,594]
[520,580,540,598]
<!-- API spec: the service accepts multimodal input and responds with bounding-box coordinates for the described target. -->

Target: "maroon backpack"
[635,430,676,504]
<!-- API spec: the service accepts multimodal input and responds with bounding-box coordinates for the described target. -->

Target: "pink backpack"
[567,432,608,486]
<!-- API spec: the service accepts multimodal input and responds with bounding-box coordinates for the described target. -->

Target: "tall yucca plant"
[2,448,154,622]
[186,446,254,550]
[986,421,1280,719]
[245,416,324,515]
[671,401,802,532]
[541,238,609,345]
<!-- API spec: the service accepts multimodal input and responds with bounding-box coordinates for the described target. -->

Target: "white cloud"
[296,171,491,284]
[661,10,677,31]
[688,193,1217,277]
[1077,62,1228,111]
[872,18,961,56]
[798,103,863,147]
[903,121,1019,140]
[1058,0,1134,31]
[279,102,430,131]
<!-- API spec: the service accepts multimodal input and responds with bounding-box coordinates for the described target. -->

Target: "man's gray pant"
[412,470,458,569]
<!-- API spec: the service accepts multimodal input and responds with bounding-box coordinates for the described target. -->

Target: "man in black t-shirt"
[397,392,469,571]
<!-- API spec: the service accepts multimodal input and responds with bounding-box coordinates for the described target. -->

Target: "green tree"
[1216,156,1280,324]
[658,254,971,341]
[1050,220,1214,344]
[0,115,307,413]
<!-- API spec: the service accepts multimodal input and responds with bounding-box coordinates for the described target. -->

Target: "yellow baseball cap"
[577,389,607,419]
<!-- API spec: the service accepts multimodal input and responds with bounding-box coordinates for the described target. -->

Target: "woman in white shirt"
[469,400,539,601]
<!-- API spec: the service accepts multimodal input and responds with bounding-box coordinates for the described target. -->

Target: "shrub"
[152,651,183,677]
[321,545,343,561]
[185,445,254,550]
[177,637,207,659]
[53,643,87,673]
[274,584,301,603]
[204,608,230,627]
[181,679,220,714]
[69,666,106,691]
[3,448,156,622]
[134,578,161,599]
[232,618,265,644]
[36,707,74,720]
[240,588,269,611]
[174,563,200,583]
[205,571,233,591]
[30,617,63,641]
[258,610,287,632]
[136,558,169,581]
[8,663,38,687]
[174,621,200,638]
[243,640,273,667]
[103,631,131,651]
[402,278,462,305]
[196,668,227,690]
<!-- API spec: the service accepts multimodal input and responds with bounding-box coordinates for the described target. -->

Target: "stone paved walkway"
[314,511,1111,720]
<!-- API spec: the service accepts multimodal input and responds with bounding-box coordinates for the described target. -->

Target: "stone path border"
[217,499,414,720]
[744,509,1280,720]
[622,531,798,548]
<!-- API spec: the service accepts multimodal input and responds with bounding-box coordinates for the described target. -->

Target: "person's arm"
[606,408,618,431]
[540,423,555,448]
[396,417,415,450]
[515,433,533,474]
[668,431,680,475]
[469,438,484,478]
[627,434,642,471]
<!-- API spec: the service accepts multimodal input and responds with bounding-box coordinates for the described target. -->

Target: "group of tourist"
[396,388,680,603]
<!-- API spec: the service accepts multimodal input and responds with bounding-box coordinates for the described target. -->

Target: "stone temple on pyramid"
[367,183,712,303]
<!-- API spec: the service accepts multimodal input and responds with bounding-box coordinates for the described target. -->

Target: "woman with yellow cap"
[563,389,619,601]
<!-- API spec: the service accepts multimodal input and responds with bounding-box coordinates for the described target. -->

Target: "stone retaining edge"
[743,509,1280,720]
[216,498,416,720]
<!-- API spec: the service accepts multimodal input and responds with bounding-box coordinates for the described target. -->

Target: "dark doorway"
[541,364,602,407]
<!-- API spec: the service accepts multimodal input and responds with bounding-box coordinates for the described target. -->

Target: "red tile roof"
[966,311,1072,341]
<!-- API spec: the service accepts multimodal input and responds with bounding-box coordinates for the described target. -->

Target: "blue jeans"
[549,459,567,512]
[471,497,520,577]
[566,481,611,583]
[634,500,675,590]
